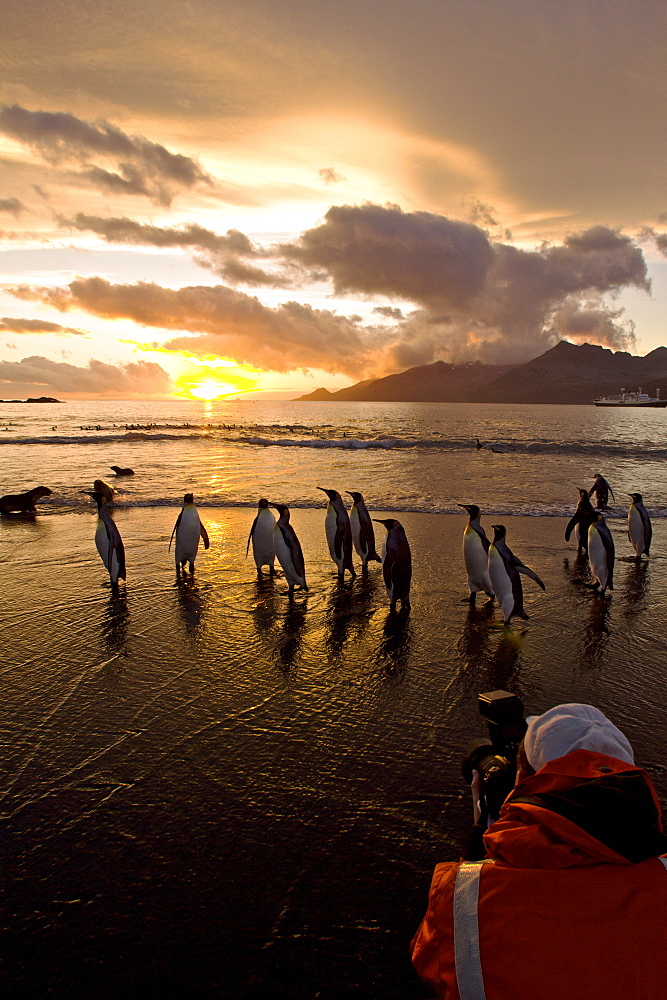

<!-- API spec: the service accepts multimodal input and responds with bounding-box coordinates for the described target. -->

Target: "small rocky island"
[0,396,62,403]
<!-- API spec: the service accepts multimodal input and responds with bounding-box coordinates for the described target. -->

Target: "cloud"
[0,355,172,396]
[0,197,25,217]
[0,317,89,336]
[373,305,404,320]
[11,277,377,376]
[284,204,649,365]
[0,104,211,206]
[319,167,346,184]
[63,213,286,286]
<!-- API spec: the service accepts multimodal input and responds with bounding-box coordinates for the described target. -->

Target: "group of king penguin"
[461,487,653,625]
[246,488,412,612]
[82,476,653,624]
[83,482,413,612]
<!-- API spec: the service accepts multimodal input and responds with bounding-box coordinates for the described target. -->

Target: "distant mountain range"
[297,341,667,404]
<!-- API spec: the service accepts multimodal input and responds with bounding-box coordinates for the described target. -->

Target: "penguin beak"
[458,504,472,511]
[80,490,95,497]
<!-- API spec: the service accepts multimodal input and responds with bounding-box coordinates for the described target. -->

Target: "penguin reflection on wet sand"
[347,491,381,570]
[488,525,545,625]
[373,518,412,612]
[82,490,126,587]
[587,514,615,595]
[318,487,356,579]
[459,504,494,604]
[272,504,308,593]
[628,493,652,560]
[246,498,276,574]
[169,494,210,574]
[565,488,597,556]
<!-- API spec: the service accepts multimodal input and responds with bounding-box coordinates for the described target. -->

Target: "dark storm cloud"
[12,277,375,376]
[0,104,211,205]
[0,355,172,394]
[0,197,25,217]
[0,317,89,336]
[284,204,649,365]
[63,213,285,286]
[285,204,495,307]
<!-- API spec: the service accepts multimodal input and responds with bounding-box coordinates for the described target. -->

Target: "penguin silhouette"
[628,493,651,560]
[318,487,356,579]
[169,494,210,574]
[588,514,615,593]
[373,518,412,612]
[82,490,126,586]
[271,504,308,592]
[459,504,494,604]
[565,488,597,556]
[488,524,545,625]
[247,498,276,574]
[347,491,381,569]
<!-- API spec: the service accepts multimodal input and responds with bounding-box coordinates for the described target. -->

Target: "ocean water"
[2,399,667,999]
[2,397,667,516]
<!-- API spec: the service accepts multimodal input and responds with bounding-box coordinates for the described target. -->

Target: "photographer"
[411,703,667,999]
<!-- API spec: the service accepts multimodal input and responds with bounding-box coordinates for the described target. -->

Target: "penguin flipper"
[200,523,210,549]
[516,564,546,591]
[565,513,580,541]
[334,521,346,560]
[169,510,183,551]
[246,515,259,556]
[106,523,126,581]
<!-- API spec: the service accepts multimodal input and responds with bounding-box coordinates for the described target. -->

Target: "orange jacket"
[411,750,667,999]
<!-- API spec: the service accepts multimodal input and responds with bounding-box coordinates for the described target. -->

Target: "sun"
[188,379,239,400]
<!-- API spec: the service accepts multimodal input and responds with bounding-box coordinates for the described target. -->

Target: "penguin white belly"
[350,506,362,557]
[463,529,492,594]
[175,508,201,565]
[274,525,301,586]
[324,504,343,569]
[95,518,109,564]
[252,510,275,568]
[628,507,644,556]
[587,526,608,588]
[488,546,515,620]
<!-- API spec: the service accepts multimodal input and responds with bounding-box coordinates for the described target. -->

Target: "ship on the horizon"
[593,388,667,408]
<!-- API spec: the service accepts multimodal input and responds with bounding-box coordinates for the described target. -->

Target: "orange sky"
[1,0,666,399]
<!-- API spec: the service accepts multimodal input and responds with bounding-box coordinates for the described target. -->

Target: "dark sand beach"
[3,507,667,998]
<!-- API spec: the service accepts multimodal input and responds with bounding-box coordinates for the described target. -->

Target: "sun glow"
[187,379,240,400]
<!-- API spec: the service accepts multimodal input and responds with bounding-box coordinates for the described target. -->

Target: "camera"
[461,690,527,822]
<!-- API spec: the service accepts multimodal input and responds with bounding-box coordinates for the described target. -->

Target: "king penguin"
[588,513,615,593]
[247,498,276,574]
[318,487,356,579]
[373,518,412,611]
[628,492,652,560]
[565,488,597,556]
[169,493,210,574]
[488,524,545,625]
[459,503,494,604]
[347,491,381,569]
[82,490,126,586]
[271,503,308,592]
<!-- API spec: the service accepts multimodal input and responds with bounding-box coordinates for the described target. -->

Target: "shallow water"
[2,502,667,998]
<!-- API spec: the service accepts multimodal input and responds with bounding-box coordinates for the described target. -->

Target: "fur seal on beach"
[110,465,134,476]
[0,485,52,514]
[82,490,126,585]
[373,518,412,612]
[246,498,276,574]
[169,494,210,573]
[271,504,308,592]
[588,514,614,593]
[347,491,381,569]
[565,488,597,556]
[318,487,356,579]
[459,504,494,604]
[628,493,651,560]
[488,524,545,625]
[94,479,115,504]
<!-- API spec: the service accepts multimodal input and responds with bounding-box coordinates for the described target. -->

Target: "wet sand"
[2,508,666,998]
